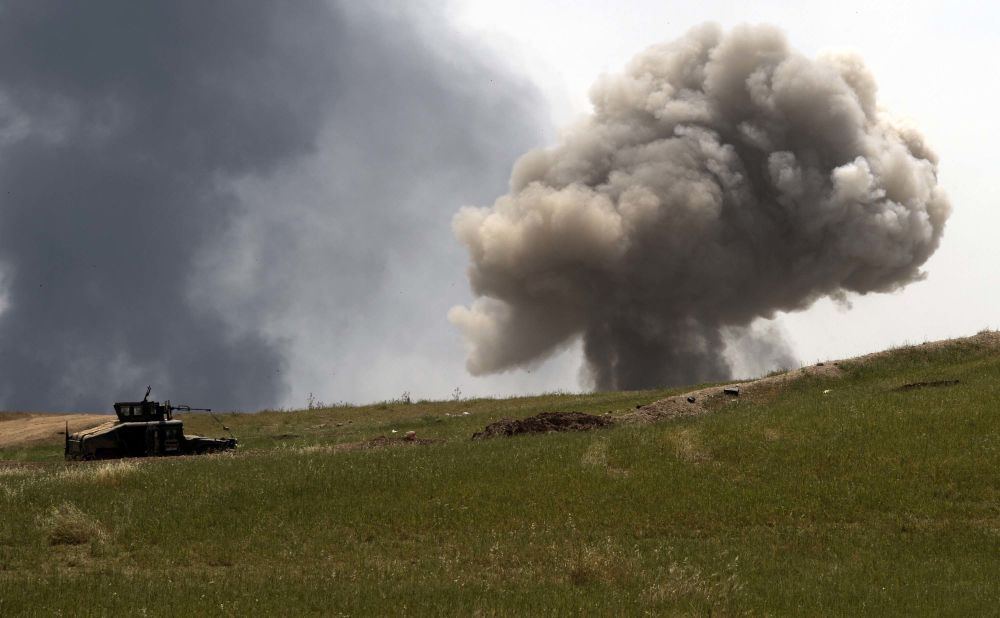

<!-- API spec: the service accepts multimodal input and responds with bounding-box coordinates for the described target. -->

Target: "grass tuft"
[38,502,107,546]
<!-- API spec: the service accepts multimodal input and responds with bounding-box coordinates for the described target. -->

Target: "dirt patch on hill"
[471,363,846,438]
[891,379,961,392]
[621,361,845,424]
[472,411,615,440]
[624,330,999,425]
[333,434,442,452]
[0,414,113,448]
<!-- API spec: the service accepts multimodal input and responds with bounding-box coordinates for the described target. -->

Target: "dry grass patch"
[762,427,782,442]
[580,438,608,468]
[38,502,108,546]
[55,460,140,486]
[0,464,44,479]
[642,556,744,607]
[580,438,630,477]
[664,428,713,464]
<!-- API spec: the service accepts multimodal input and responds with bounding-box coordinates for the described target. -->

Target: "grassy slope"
[0,338,998,616]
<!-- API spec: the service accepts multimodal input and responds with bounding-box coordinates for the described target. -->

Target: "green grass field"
[1,335,998,616]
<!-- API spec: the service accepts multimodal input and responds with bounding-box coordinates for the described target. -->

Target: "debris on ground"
[723,386,740,396]
[472,412,614,440]
[891,379,960,392]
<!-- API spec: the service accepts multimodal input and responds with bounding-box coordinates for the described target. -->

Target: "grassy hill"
[1,333,998,615]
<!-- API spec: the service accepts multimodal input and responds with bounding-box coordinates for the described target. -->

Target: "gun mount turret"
[65,387,236,460]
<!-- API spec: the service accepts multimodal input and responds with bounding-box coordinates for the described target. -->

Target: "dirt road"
[0,414,113,448]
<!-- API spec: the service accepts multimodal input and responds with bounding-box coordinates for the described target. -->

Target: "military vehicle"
[65,387,237,460]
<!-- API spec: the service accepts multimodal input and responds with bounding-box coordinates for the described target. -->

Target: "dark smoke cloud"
[191,4,547,406]
[0,2,545,410]
[451,24,951,390]
[0,1,339,410]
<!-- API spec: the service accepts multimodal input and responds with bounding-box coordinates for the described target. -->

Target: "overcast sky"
[0,1,993,411]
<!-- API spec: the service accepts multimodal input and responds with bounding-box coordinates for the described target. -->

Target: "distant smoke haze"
[451,23,951,390]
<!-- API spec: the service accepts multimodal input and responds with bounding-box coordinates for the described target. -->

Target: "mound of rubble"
[472,411,614,440]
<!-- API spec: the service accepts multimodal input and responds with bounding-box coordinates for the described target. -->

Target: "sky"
[0,1,994,411]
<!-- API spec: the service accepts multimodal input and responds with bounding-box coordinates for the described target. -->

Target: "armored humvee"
[65,388,236,460]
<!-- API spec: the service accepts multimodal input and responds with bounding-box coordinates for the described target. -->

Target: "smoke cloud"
[0,2,545,410]
[451,24,951,390]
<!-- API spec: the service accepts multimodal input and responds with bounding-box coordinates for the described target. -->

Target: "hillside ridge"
[629,329,999,424]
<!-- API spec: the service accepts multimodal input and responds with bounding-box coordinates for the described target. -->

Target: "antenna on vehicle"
[143,385,151,403]
[208,410,234,438]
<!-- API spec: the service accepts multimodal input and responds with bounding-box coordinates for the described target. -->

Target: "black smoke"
[0,2,545,410]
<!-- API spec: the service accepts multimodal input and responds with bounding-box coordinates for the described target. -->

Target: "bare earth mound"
[472,411,614,440]
[0,414,113,448]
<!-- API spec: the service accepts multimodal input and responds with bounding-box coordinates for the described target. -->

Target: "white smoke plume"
[450,23,951,391]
